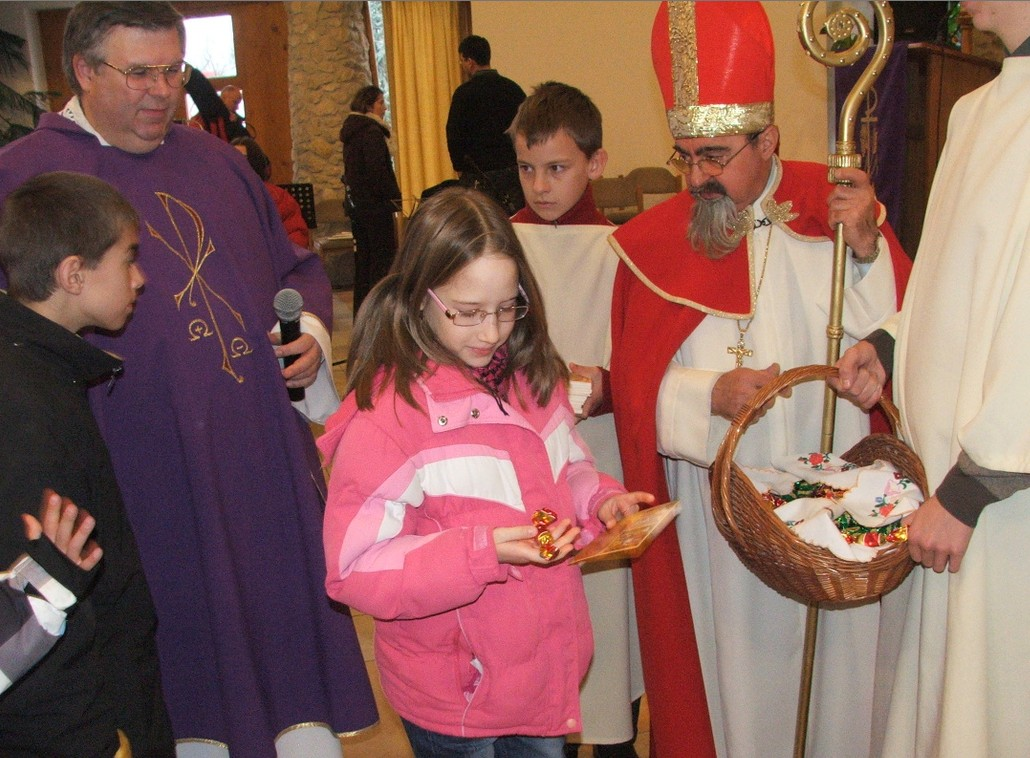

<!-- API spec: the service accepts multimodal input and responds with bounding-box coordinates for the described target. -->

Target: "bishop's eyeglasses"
[426,287,530,327]
[667,129,763,178]
[101,60,193,91]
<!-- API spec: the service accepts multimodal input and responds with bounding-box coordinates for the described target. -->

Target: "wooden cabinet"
[900,43,999,254]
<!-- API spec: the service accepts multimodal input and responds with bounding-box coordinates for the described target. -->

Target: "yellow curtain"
[383,1,463,215]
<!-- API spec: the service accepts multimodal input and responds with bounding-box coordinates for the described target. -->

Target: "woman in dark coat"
[340,86,401,316]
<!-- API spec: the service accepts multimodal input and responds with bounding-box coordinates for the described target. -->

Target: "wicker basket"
[710,364,927,605]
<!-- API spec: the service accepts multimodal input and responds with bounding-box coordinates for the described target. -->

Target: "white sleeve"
[656,364,722,465]
[842,236,899,339]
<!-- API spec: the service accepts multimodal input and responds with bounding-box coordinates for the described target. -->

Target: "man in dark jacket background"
[446,35,526,214]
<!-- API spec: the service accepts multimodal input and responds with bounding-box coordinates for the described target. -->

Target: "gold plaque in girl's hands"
[570,501,681,565]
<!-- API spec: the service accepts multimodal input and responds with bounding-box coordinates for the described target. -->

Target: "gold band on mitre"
[666,102,774,138]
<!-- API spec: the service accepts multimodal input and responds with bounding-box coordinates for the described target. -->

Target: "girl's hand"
[493,519,581,566]
[597,491,655,530]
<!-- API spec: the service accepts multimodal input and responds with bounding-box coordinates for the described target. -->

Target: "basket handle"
[729,364,900,435]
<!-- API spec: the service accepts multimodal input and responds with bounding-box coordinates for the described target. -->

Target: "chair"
[311,197,355,290]
[277,182,317,229]
[591,176,641,224]
[626,166,681,211]
[315,197,347,228]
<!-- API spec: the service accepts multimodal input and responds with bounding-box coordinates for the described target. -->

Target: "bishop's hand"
[827,167,881,261]
[711,362,787,421]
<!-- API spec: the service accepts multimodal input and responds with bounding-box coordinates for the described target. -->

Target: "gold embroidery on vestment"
[146,192,248,384]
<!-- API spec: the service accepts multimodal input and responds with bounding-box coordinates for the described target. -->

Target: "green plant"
[0,28,48,146]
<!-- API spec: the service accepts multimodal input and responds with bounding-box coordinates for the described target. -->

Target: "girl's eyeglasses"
[426,286,529,327]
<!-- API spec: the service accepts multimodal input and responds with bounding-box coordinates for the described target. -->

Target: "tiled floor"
[324,290,650,757]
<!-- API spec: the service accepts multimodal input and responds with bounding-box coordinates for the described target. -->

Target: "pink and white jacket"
[319,362,624,737]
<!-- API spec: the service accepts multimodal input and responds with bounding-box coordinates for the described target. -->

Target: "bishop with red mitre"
[607,3,911,756]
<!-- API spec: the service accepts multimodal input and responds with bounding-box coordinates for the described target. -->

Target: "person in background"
[340,84,400,317]
[446,35,526,214]
[607,3,910,756]
[0,170,173,757]
[832,3,1030,755]
[0,4,378,756]
[321,187,654,758]
[509,81,643,758]
[1,490,103,695]
[232,136,311,249]
[185,68,248,142]
[218,84,244,128]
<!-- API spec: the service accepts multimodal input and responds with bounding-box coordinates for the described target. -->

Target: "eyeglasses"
[667,130,762,177]
[101,60,192,91]
[426,286,530,327]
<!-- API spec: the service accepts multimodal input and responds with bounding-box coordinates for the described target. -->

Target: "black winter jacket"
[340,113,401,216]
[0,293,173,758]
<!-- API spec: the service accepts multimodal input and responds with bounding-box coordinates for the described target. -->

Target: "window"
[367,2,391,121]
[183,15,243,119]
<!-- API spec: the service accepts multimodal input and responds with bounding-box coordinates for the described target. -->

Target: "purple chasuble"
[0,114,377,756]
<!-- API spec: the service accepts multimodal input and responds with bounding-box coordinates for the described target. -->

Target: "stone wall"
[285,2,372,205]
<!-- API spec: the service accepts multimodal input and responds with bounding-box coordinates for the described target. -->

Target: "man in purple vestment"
[0,4,378,757]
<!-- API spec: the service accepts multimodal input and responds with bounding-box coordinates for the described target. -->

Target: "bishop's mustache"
[690,179,728,199]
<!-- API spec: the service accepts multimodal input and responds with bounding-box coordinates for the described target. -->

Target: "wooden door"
[37,2,294,183]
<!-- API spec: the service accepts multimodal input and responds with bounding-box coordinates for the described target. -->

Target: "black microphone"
[273,288,305,402]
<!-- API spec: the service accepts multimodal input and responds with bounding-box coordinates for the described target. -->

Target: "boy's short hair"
[0,171,139,303]
[507,81,603,157]
[458,35,490,66]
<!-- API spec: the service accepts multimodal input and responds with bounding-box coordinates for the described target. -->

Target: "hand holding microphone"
[273,288,306,402]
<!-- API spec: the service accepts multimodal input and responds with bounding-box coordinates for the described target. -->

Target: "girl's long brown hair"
[345,187,568,411]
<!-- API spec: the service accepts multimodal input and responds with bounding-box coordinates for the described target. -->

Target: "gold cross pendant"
[728,333,752,367]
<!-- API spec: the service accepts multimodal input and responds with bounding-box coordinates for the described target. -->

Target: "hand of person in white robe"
[832,340,886,410]
[569,362,603,419]
[711,363,787,420]
[827,167,881,260]
[269,331,323,389]
[903,494,974,573]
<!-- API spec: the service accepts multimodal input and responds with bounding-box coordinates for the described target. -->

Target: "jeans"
[401,719,566,758]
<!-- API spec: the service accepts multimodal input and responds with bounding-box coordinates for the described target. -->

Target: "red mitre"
[652,1,775,138]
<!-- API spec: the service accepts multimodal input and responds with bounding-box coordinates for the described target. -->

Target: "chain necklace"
[727,220,773,367]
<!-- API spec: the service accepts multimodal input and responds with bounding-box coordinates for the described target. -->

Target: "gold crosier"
[792,4,895,758]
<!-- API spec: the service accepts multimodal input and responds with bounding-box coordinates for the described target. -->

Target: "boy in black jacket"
[0,171,173,757]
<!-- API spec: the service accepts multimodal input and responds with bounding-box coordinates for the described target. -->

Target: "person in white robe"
[834,4,1030,756]
[511,81,644,756]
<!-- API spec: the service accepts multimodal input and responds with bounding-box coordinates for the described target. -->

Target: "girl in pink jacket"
[319,187,652,758]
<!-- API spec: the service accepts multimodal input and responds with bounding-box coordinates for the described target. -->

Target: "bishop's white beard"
[689,192,745,260]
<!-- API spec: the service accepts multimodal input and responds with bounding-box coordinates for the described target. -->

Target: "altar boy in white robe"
[510,81,644,758]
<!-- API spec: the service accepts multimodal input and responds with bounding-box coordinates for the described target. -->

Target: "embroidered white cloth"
[743,453,924,562]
